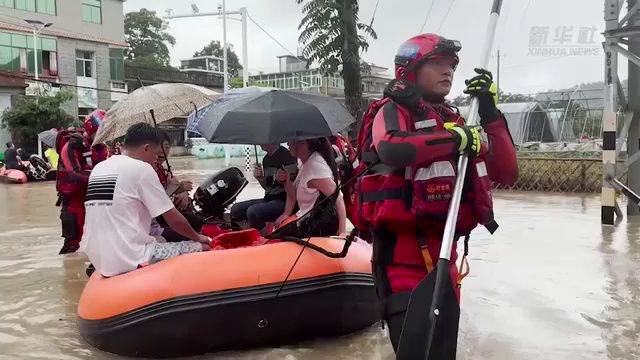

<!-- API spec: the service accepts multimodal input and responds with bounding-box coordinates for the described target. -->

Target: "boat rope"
[280,228,358,259]
[273,228,358,300]
[273,236,308,299]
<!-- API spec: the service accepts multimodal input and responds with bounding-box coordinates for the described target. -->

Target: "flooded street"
[0,157,639,360]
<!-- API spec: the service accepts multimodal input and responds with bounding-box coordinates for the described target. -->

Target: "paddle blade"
[395,263,460,360]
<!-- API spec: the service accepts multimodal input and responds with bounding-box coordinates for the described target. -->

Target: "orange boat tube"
[0,165,27,184]
[78,237,380,358]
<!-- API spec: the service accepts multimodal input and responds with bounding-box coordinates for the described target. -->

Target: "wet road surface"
[0,157,638,359]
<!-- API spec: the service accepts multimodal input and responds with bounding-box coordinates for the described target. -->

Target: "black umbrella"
[195,90,355,145]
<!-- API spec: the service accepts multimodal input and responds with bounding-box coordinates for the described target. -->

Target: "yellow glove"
[444,123,481,158]
[463,68,500,126]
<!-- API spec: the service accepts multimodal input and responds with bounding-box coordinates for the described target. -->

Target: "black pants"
[6,162,28,172]
[371,229,411,353]
[157,212,204,243]
[230,198,286,230]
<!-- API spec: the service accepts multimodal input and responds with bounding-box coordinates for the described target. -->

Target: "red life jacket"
[330,134,357,211]
[343,98,392,233]
[354,99,498,235]
[56,130,109,197]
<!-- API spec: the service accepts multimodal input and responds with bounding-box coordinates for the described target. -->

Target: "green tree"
[1,89,75,152]
[193,41,243,78]
[229,77,244,89]
[124,9,176,69]
[229,77,273,89]
[296,0,377,123]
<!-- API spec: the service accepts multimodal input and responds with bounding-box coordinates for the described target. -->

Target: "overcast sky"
[123,0,618,98]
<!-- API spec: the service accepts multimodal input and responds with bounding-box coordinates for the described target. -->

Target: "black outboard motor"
[193,167,248,219]
[28,154,50,180]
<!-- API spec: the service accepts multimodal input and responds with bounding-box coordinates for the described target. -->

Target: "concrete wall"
[0,0,125,45]
[57,38,112,118]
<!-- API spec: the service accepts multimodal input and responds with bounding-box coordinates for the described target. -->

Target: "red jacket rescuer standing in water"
[355,33,517,351]
[56,110,109,254]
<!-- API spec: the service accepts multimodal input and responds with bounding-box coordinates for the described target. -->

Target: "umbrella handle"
[150,109,173,177]
[254,145,259,165]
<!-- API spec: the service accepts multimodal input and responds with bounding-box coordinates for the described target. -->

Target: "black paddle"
[395,1,504,359]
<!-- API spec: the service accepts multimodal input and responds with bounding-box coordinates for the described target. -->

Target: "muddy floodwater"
[0,157,638,360]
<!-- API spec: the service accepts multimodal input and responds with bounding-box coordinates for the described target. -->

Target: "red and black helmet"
[83,109,106,139]
[394,33,461,82]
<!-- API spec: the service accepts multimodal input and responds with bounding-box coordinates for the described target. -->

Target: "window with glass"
[36,0,56,15]
[15,0,35,11]
[76,51,94,78]
[109,48,125,81]
[82,0,101,24]
[0,31,57,76]
[78,107,94,122]
[1,0,56,15]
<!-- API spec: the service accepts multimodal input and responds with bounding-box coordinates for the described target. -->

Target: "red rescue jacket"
[56,132,109,197]
[359,95,517,235]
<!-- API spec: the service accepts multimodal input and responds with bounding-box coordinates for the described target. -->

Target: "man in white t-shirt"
[80,123,211,277]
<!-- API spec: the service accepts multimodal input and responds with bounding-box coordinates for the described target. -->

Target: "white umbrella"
[93,83,220,145]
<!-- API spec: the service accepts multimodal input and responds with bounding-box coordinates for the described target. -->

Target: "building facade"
[0,0,127,120]
[180,55,225,76]
[248,56,392,100]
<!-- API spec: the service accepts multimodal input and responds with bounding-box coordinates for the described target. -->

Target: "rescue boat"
[0,165,27,183]
[0,157,56,184]
[78,237,379,358]
[77,167,380,357]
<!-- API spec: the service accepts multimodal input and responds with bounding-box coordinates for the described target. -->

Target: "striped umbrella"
[38,129,58,148]
[93,83,220,145]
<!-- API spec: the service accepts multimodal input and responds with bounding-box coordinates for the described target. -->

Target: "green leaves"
[192,40,243,79]
[124,9,176,69]
[1,89,75,152]
[296,0,377,122]
[296,0,376,74]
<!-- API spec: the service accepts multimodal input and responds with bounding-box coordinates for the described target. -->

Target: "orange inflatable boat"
[78,237,380,358]
[0,157,56,184]
[0,165,27,183]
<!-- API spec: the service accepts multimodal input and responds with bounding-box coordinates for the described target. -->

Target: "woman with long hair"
[274,137,347,237]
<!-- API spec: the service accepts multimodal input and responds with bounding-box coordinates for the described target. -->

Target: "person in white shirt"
[80,123,211,277]
[274,137,347,237]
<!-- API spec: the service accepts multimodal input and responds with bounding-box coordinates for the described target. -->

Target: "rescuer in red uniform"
[57,110,109,254]
[357,34,518,351]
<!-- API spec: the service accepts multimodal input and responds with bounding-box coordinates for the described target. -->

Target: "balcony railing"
[124,65,224,89]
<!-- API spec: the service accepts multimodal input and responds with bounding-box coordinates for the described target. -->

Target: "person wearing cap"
[356,34,518,351]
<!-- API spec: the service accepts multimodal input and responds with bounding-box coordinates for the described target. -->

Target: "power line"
[419,0,437,33]
[246,12,305,63]
[0,70,132,94]
[436,0,457,32]
[519,0,534,30]
[369,0,381,28]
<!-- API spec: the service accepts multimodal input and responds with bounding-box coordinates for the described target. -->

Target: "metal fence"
[493,156,622,193]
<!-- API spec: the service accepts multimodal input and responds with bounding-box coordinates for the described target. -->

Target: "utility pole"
[601,0,640,224]
[496,49,501,101]
[164,5,250,91]
[24,19,52,80]
[241,7,248,88]
[628,0,640,216]
[222,0,228,91]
